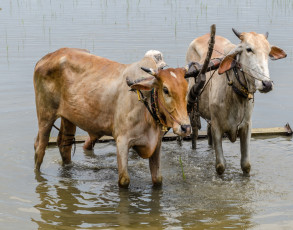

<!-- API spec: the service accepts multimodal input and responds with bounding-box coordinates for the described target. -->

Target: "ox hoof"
[34,162,40,171]
[119,176,130,189]
[152,176,163,188]
[216,163,225,175]
[34,158,42,171]
[61,157,72,165]
[34,166,41,172]
[83,138,95,150]
[83,142,93,150]
[62,160,72,166]
[242,163,251,177]
[191,142,196,150]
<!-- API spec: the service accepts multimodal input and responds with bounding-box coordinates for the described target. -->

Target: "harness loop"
[53,124,76,156]
[226,67,254,100]
[135,88,182,132]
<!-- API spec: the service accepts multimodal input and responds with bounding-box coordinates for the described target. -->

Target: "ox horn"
[141,67,157,76]
[126,75,158,91]
[126,77,135,87]
[185,62,195,72]
[126,76,155,88]
[264,32,269,39]
[232,28,242,39]
[184,62,201,79]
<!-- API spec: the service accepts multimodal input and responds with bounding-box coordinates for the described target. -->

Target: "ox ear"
[127,76,158,91]
[269,46,287,60]
[218,46,242,74]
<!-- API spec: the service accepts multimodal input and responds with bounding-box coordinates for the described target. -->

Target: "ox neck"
[136,89,169,132]
[226,66,254,100]
[151,89,170,132]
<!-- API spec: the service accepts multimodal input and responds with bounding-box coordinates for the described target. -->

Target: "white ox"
[34,48,191,188]
[186,29,286,175]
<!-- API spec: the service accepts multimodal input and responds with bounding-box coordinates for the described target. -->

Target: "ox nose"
[262,80,273,93]
[181,124,191,134]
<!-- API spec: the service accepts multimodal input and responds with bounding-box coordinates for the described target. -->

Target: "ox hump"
[170,71,177,79]
[144,50,167,69]
[59,56,67,67]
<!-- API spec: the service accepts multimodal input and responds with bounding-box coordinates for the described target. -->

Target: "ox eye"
[163,87,169,95]
[246,48,253,53]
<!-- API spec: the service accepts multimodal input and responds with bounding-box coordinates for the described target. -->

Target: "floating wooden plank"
[250,124,292,137]
[48,123,292,146]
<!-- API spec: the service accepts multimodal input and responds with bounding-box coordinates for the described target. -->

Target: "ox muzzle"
[181,124,191,135]
[173,123,192,137]
[260,80,273,93]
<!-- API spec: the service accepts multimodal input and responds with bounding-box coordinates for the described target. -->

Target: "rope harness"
[189,50,258,126]
[213,48,268,81]
[53,124,76,155]
[136,88,178,132]
[226,66,254,100]
[192,48,258,103]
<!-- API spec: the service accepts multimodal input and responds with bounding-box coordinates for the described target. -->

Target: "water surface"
[0,0,293,229]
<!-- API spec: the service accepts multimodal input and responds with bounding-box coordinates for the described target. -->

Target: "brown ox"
[186,29,286,176]
[33,48,191,188]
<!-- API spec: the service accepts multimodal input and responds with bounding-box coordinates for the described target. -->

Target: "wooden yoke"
[186,24,217,112]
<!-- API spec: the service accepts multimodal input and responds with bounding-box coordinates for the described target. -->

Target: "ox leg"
[207,123,213,146]
[57,118,76,165]
[177,136,182,146]
[211,124,226,175]
[190,109,200,149]
[149,140,163,187]
[83,135,98,150]
[34,133,39,151]
[34,119,55,171]
[191,127,198,150]
[116,137,130,188]
[239,122,251,176]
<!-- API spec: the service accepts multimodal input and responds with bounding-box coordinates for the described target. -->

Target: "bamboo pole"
[48,123,292,146]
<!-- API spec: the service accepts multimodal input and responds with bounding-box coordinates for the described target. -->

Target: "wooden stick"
[48,124,292,145]
[200,24,216,75]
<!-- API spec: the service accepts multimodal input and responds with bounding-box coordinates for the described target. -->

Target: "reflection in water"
[31,141,260,229]
[33,168,165,229]
[1,0,293,229]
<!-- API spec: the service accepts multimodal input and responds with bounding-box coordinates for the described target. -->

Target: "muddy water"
[1,0,293,229]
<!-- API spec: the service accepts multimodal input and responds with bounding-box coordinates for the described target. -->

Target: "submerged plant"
[179,156,186,181]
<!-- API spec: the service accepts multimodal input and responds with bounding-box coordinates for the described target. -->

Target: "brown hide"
[34,48,190,188]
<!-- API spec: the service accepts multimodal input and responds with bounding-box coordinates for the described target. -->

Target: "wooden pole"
[48,123,292,146]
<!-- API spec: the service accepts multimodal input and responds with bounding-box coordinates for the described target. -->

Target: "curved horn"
[184,62,200,79]
[126,76,155,87]
[264,32,269,39]
[141,67,157,76]
[232,28,241,39]
[126,77,134,87]
[184,62,195,72]
[186,62,195,70]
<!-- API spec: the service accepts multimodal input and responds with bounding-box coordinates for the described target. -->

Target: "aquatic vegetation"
[179,156,186,180]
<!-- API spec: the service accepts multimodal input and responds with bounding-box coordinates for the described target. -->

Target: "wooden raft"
[48,123,292,146]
